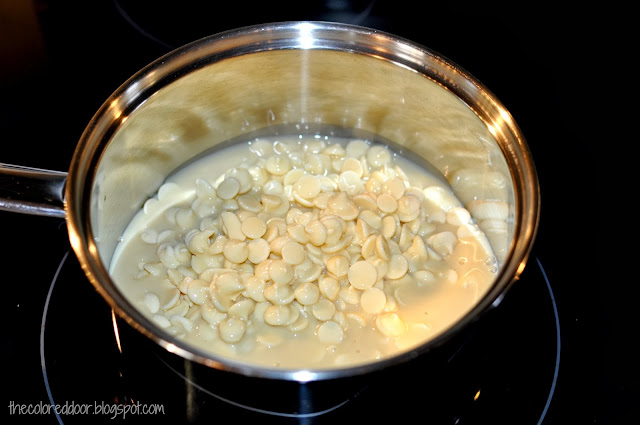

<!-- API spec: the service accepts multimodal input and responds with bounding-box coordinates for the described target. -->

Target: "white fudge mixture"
[110,136,499,369]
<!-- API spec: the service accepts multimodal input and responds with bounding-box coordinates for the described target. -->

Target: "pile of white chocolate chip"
[115,136,498,367]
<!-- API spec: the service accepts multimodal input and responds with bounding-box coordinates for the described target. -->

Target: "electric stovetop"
[1,1,614,424]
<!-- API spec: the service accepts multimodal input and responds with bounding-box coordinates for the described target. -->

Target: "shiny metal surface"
[0,163,67,218]
[6,21,540,381]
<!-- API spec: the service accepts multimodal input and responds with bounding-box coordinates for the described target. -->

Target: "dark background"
[1,1,614,424]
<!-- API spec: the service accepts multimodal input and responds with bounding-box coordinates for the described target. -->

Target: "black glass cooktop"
[1,1,614,424]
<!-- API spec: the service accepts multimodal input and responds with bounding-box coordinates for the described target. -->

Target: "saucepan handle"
[0,163,67,218]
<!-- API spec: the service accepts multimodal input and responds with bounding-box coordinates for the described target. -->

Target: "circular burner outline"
[40,250,70,425]
[40,251,560,423]
[152,353,352,418]
[535,256,560,425]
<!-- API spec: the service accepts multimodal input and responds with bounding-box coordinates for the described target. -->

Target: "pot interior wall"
[91,48,513,269]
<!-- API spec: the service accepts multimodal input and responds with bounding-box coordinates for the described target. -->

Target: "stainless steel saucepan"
[0,21,539,384]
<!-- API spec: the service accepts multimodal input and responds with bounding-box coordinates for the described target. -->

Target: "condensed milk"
[109,135,500,369]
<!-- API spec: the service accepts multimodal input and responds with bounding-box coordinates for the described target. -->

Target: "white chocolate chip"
[269,260,295,285]
[317,321,344,344]
[219,318,246,343]
[446,207,472,226]
[295,175,322,199]
[144,292,160,314]
[312,298,336,321]
[381,215,398,239]
[376,193,398,213]
[281,241,306,265]
[348,261,378,290]
[141,228,158,244]
[326,255,350,278]
[266,155,292,176]
[152,314,172,328]
[359,210,382,230]
[466,199,509,221]
[376,312,407,338]
[264,304,291,326]
[386,254,409,280]
[223,239,249,264]
[187,279,210,305]
[226,168,253,194]
[247,238,270,264]
[241,216,267,239]
[366,145,392,168]
[228,299,256,319]
[319,276,341,301]
[294,282,320,306]
[341,157,364,177]
[383,177,406,200]
[214,272,245,297]
[220,211,245,241]
[327,192,359,221]
[339,171,365,196]
[217,177,241,200]
[264,283,295,305]
[397,194,421,222]
[426,231,458,258]
[361,287,386,314]
[170,315,194,333]
[345,139,369,157]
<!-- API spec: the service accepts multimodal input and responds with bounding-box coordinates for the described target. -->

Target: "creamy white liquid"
[109,135,498,370]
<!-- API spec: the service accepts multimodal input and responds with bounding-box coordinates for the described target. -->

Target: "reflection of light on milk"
[462,268,484,301]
